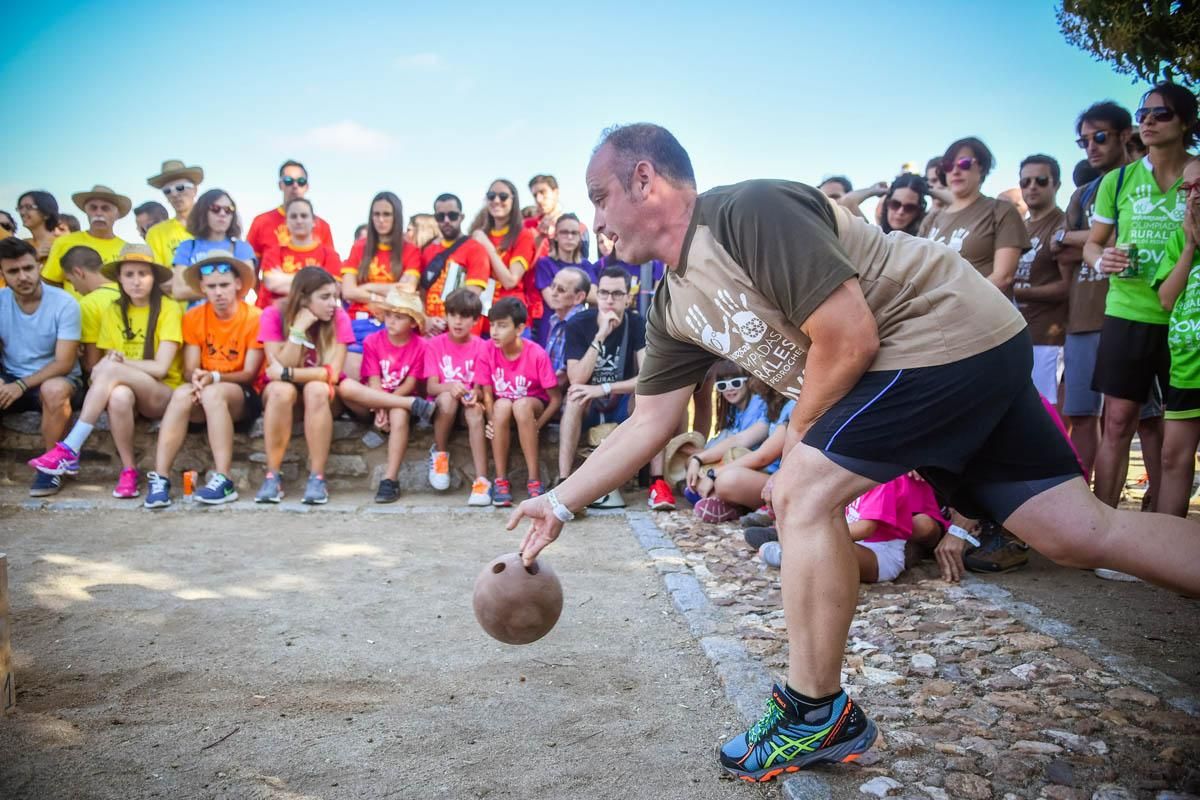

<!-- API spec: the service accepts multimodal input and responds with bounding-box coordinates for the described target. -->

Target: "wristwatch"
[1054,229,1066,245]
[547,489,575,522]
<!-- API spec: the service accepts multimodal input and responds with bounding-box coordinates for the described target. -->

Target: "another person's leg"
[557,394,587,479]
[257,381,297,502]
[1158,417,1200,517]
[37,377,75,450]
[384,407,411,481]
[432,392,457,452]
[1093,396,1140,506]
[1063,332,1103,479]
[154,385,199,476]
[713,465,770,508]
[463,403,488,479]
[513,397,545,490]
[1135,414,1164,510]
[200,383,247,476]
[303,381,334,477]
[490,399,514,505]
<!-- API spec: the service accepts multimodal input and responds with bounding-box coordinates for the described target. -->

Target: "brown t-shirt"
[1014,208,1068,346]
[918,196,1031,293]
[1064,179,1110,334]
[637,180,1028,398]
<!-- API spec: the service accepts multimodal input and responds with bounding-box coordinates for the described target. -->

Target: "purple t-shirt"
[361,330,426,392]
[534,256,593,290]
[473,339,557,402]
[258,304,354,369]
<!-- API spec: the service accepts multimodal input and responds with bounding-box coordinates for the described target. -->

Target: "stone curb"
[955,577,1200,717]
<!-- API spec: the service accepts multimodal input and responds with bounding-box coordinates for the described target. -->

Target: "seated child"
[425,288,491,505]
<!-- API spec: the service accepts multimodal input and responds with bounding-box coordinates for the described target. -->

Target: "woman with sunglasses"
[879,175,930,236]
[259,198,341,309]
[169,189,255,303]
[1084,82,1199,514]
[470,179,540,328]
[919,137,1030,297]
[16,191,62,262]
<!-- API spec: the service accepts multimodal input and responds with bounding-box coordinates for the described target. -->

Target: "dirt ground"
[0,506,777,800]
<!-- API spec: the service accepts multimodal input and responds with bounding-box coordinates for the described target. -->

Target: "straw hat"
[71,185,132,218]
[100,243,173,284]
[183,248,257,299]
[664,431,706,485]
[369,288,426,332]
[147,159,204,189]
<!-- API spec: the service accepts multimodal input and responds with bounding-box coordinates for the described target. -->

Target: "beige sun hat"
[664,431,707,485]
[183,248,257,299]
[100,243,173,284]
[369,288,426,332]
[71,185,132,218]
[147,159,204,189]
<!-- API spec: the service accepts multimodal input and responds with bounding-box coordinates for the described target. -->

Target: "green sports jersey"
[1154,228,1200,387]
[1092,156,1186,324]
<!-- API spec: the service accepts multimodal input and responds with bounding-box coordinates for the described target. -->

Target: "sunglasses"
[209,204,236,216]
[281,176,309,187]
[942,157,978,174]
[715,377,748,392]
[486,191,511,202]
[162,183,193,196]
[0,220,14,233]
[1136,106,1177,125]
[1076,130,1111,148]
[434,211,462,222]
[887,199,921,214]
[1019,176,1052,189]
[198,262,236,277]
[1180,181,1200,196]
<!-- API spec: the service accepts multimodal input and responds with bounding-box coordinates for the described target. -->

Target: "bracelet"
[547,489,575,523]
[289,334,315,349]
[14,378,28,394]
[288,326,308,339]
[282,367,293,383]
[946,524,981,548]
[211,370,221,384]
[601,382,612,397]
[688,454,704,466]
[590,340,603,354]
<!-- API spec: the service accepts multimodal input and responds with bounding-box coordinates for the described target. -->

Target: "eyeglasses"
[942,157,978,174]
[198,262,236,277]
[209,204,236,216]
[162,183,193,196]
[281,176,309,187]
[887,199,921,214]
[1180,181,1200,196]
[434,211,461,222]
[1135,106,1176,125]
[597,289,627,300]
[1076,130,1111,148]
[0,220,14,233]
[486,191,511,202]
[714,377,748,392]
[1019,176,1052,189]
[16,203,37,212]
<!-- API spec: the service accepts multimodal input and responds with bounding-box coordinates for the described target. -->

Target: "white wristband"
[211,370,221,384]
[547,489,575,523]
[601,382,612,397]
[946,524,981,547]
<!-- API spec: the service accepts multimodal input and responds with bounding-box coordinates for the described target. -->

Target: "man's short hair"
[61,245,102,273]
[0,237,36,262]
[434,192,462,211]
[489,296,528,326]
[279,159,307,177]
[818,175,853,193]
[1075,101,1133,137]
[596,123,697,190]
[599,265,632,291]
[134,201,169,224]
[1020,154,1061,185]
[444,286,484,319]
[528,174,558,191]
[1072,159,1101,188]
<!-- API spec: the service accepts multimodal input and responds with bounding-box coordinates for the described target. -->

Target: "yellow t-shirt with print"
[145,218,192,270]
[79,283,121,345]
[43,232,127,299]
[96,298,185,387]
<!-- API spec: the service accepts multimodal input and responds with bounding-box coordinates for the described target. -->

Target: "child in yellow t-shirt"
[28,244,182,499]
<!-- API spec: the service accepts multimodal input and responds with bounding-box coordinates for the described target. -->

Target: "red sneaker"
[648,478,676,511]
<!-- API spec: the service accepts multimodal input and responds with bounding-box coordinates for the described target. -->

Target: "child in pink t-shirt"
[424,288,492,504]
[846,474,948,583]
[335,291,435,503]
[473,297,561,507]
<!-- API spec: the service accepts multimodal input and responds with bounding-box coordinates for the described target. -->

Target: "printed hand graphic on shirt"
[439,355,470,383]
[947,227,970,252]
[379,359,409,392]
[685,306,731,354]
[493,371,529,399]
[1014,236,1040,289]
[714,290,767,343]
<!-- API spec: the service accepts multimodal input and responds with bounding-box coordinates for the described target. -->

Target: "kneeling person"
[145,251,264,507]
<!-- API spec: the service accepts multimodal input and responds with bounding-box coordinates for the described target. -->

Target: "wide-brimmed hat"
[370,288,425,332]
[100,243,173,284]
[72,185,132,219]
[147,159,204,189]
[183,249,257,299]
[664,431,706,485]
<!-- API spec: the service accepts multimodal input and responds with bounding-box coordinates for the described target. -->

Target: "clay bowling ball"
[473,552,563,644]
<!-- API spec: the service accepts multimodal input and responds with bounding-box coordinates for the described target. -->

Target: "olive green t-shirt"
[637,180,1028,398]
[1014,208,1067,346]
[918,195,1030,293]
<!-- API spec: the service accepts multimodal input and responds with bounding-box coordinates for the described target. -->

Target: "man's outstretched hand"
[507,497,565,567]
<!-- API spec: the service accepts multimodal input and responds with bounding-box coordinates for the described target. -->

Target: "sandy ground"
[0,506,779,800]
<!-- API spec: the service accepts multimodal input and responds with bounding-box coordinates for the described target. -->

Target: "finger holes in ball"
[492,562,505,574]
[524,562,540,576]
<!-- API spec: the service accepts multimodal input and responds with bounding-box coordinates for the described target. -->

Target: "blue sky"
[1,0,1150,253]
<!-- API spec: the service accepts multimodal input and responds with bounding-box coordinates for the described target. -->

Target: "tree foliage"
[1057,0,1199,89]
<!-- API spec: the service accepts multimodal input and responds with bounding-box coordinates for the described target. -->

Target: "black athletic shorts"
[0,370,83,413]
[802,330,1082,522]
[1091,315,1169,404]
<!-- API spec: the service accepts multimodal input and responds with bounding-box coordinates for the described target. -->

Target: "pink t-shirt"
[361,330,426,392]
[258,305,355,369]
[423,333,489,389]
[473,339,557,402]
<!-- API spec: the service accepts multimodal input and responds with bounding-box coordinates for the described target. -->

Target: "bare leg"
[513,397,545,483]
[338,379,423,412]
[691,373,714,439]
[1093,396,1140,507]
[262,381,298,473]
[1067,415,1100,481]
[201,383,246,475]
[107,385,138,470]
[1137,416,1164,510]
[464,404,488,477]
[155,385,198,474]
[558,395,587,478]
[852,544,879,583]
[491,399,514,480]
[343,351,363,383]
[37,378,75,450]
[302,381,334,475]
[384,407,411,481]
[714,465,770,507]
[1158,418,1200,517]
[1005,476,1200,595]
[433,392,457,451]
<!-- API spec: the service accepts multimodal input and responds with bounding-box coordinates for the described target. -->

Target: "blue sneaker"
[255,472,284,503]
[302,474,328,505]
[196,472,238,505]
[491,478,512,507]
[144,471,172,509]
[718,685,877,783]
[29,471,63,497]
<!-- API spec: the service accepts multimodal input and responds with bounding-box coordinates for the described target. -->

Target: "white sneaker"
[1093,568,1143,582]
[467,476,492,507]
[429,447,451,491]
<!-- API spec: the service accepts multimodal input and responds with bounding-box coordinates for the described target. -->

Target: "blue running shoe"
[255,472,284,503]
[302,474,328,505]
[718,685,877,783]
[29,471,63,497]
[490,478,512,507]
[196,472,238,505]
[144,471,172,509]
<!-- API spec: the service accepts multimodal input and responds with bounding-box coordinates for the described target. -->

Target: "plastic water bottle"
[759,541,782,568]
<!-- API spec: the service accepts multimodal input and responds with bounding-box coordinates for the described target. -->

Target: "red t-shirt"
[418,237,491,319]
[488,226,540,321]
[257,241,342,308]
[341,239,421,317]
[247,207,336,261]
